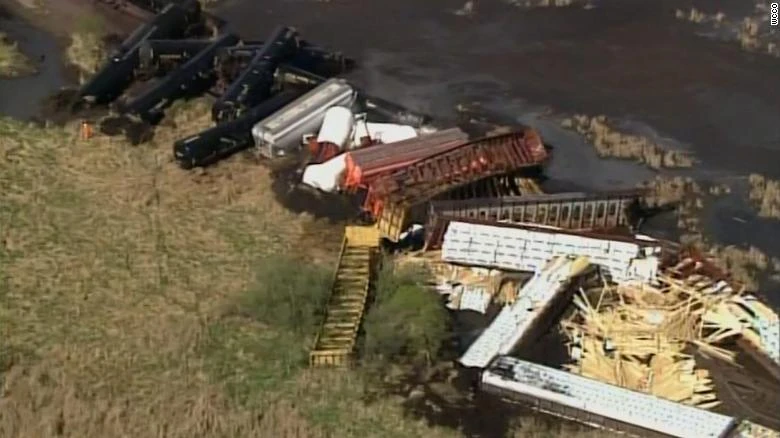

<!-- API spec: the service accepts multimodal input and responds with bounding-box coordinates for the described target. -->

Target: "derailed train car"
[75,0,203,106]
[173,90,303,168]
[121,32,241,122]
[211,26,300,123]
[250,78,357,159]
[481,356,740,438]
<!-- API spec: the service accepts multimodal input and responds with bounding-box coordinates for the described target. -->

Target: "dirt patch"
[562,114,695,170]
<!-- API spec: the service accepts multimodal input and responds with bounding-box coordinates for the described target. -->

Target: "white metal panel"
[458,286,492,314]
[483,356,737,438]
[442,221,660,283]
[301,153,347,192]
[349,114,370,148]
[743,297,780,365]
[317,106,354,147]
[459,256,588,368]
[365,122,418,144]
[251,79,356,153]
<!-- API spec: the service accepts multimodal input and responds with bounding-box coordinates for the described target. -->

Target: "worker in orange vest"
[80,120,93,140]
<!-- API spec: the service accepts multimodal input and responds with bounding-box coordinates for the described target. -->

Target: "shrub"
[237,255,332,337]
[363,263,449,365]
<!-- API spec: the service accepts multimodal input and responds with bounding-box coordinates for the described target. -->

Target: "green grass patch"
[199,256,332,406]
[363,262,449,366]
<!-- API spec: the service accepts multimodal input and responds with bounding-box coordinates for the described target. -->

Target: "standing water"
[0,7,70,119]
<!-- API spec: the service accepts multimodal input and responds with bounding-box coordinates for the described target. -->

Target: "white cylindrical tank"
[350,114,370,149]
[366,122,418,144]
[301,153,347,193]
[317,106,354,148]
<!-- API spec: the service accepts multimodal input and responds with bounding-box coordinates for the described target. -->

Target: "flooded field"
[0,6,70,119]
[0,1,777,436]
[218,0,780,262]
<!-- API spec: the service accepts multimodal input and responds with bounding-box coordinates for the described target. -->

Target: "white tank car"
[317,106,354,148]
[350,114,371,149]
[365,122,418,144]
[301,153,347,193]
[251,78,357,158]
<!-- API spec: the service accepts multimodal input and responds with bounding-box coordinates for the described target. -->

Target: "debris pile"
[444,219,780,436]
[561,276,730,407]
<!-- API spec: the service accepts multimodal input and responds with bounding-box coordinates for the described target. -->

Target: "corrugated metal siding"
[482,356,737,438]
[441,221,661,283]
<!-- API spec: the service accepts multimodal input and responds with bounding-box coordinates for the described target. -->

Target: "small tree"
[363,263,449,366]
[239,255,331,337]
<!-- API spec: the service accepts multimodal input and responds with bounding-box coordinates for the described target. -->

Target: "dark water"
[0,9,70,119]
[218,0,780,260]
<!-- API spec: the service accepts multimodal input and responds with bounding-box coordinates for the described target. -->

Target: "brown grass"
[637,176,778,291]
[0,32,36,78]
[64,14,107,82]
[706,245,770,292]
[748,174,780,219]
[640,176,704,236]
[0,99,319,436]
[562,115,695,169]
[674,4,780,58]
[0,100,600,437]
[65,32,106,82]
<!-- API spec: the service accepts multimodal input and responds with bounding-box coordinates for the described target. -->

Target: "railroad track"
[310,226,379,367]
[700,355,780,430]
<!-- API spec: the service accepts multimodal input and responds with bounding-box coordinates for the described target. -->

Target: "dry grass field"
[0,99,449,437]
[0,98,613,437]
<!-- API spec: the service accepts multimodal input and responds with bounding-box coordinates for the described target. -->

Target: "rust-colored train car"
[367,129,549,240]
[340,128,469,191]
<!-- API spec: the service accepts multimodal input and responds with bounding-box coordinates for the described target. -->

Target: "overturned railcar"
[370,129,549,241]
[361,94,431,127]
[250,78,357,159]
[121,33,241,122]
[75,0,202,106]
[211,26,299,123]
[136,38,218,76]
[174,90,303,169]
[426,189,646,236]
[481,356,740,438]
